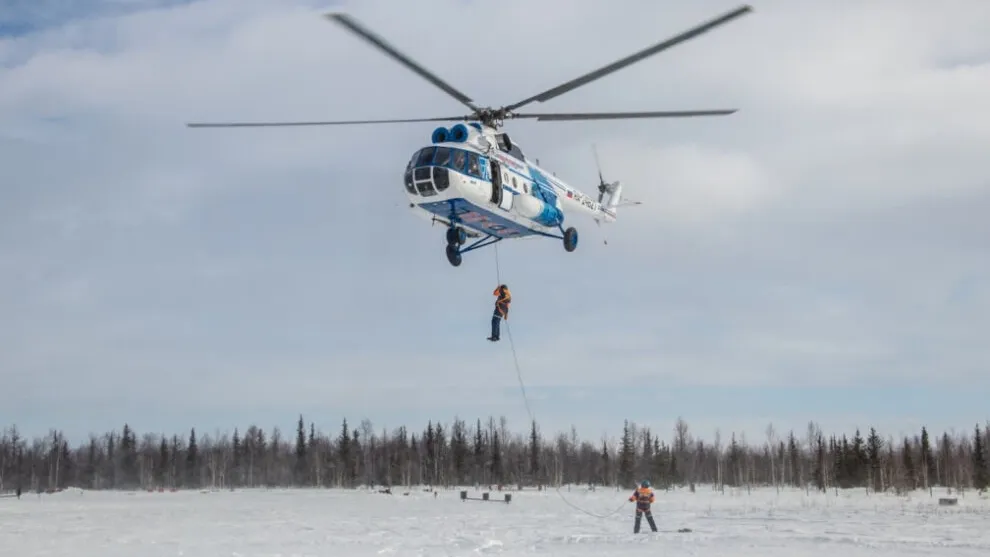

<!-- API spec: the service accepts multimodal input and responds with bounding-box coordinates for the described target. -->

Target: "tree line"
[1,417,987,496]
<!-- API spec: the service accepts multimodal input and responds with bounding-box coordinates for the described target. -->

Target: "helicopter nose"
[405,161,453,199]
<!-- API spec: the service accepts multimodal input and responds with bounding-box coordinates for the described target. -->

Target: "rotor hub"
[473,107,511,129]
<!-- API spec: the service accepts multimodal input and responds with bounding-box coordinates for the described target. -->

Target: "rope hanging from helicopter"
[494,244,627,520]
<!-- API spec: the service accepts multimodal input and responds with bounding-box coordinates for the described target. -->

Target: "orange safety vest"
[629,486,654,510]
[493,286,511,319]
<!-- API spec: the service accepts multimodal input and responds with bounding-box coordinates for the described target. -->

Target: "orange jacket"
[629,486,654,509]
[493,286,511,319]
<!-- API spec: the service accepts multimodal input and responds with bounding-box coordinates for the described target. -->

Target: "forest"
[1,417,988,496]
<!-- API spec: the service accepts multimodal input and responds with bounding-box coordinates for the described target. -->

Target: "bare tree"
[0,428,9,492]
[138,433,157,489]
[360,419,374,486]
[766,423,778,493]
[806,421,820,494]
[712,428,723,493]
[674,417,691,487]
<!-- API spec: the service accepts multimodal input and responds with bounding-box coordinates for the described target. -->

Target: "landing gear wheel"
[445,244,462,267]
[446,227,466,245]
[563,227,578,252]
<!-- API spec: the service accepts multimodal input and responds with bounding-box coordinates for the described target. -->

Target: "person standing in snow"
[629,480,658,533]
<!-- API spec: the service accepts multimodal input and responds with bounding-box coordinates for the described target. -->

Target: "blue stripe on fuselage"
[417,198,538,238]
[526,166,560,208]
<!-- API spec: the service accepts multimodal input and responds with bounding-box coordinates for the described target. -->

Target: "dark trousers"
[634,508,657,533]
[490,312,501,339]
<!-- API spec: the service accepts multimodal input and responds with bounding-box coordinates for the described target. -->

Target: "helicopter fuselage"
[186,5,750,266]
[403,123,616,242]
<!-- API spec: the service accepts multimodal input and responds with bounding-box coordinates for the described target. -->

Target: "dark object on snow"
[460,489,511,503]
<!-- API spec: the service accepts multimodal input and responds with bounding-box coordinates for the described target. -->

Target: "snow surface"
[2,485,989,556]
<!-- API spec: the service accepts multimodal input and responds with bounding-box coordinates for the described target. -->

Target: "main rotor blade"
[503,4,752,112]
[513,109,737,121]
[187,116,470,128]
[325,13,479,113]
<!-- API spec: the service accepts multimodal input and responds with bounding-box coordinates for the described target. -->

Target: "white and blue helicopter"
[188,5,752,267]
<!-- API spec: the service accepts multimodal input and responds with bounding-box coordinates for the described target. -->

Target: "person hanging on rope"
[629,480,658,533]
[488,284,511,341]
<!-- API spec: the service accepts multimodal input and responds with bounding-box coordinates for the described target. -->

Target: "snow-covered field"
[3,485,989,556]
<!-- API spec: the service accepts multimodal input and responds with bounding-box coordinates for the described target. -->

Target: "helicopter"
[187,4,753,267]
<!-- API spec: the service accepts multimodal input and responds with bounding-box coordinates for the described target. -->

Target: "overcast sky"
[2,0,989,446]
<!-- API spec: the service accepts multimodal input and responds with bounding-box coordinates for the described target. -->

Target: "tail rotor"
[590,144,642,245]
[592,144,615,204]
[591,144,630,207]
[591,144,615,244]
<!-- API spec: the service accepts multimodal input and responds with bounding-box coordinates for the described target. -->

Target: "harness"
[493,286,511,318]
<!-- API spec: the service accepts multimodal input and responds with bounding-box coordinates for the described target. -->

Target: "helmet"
[640,480,650,488]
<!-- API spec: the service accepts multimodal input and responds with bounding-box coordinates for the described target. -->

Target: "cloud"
[2,0,989,443]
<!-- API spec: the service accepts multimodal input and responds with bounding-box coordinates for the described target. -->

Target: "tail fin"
[599,180,622,221]
[603,181,622,210]
[591,144,640,223]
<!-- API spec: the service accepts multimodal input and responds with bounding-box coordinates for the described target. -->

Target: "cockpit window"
[451,150,466,172]
[404,169,415,194]
[467,152,480,176]
[434,147,451,167]
[416,147,435,166]
[433,167,449,191]
[416,180,435,196]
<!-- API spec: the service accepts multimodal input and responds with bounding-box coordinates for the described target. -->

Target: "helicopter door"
[489,159,503,206]
[497,170,513,212]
